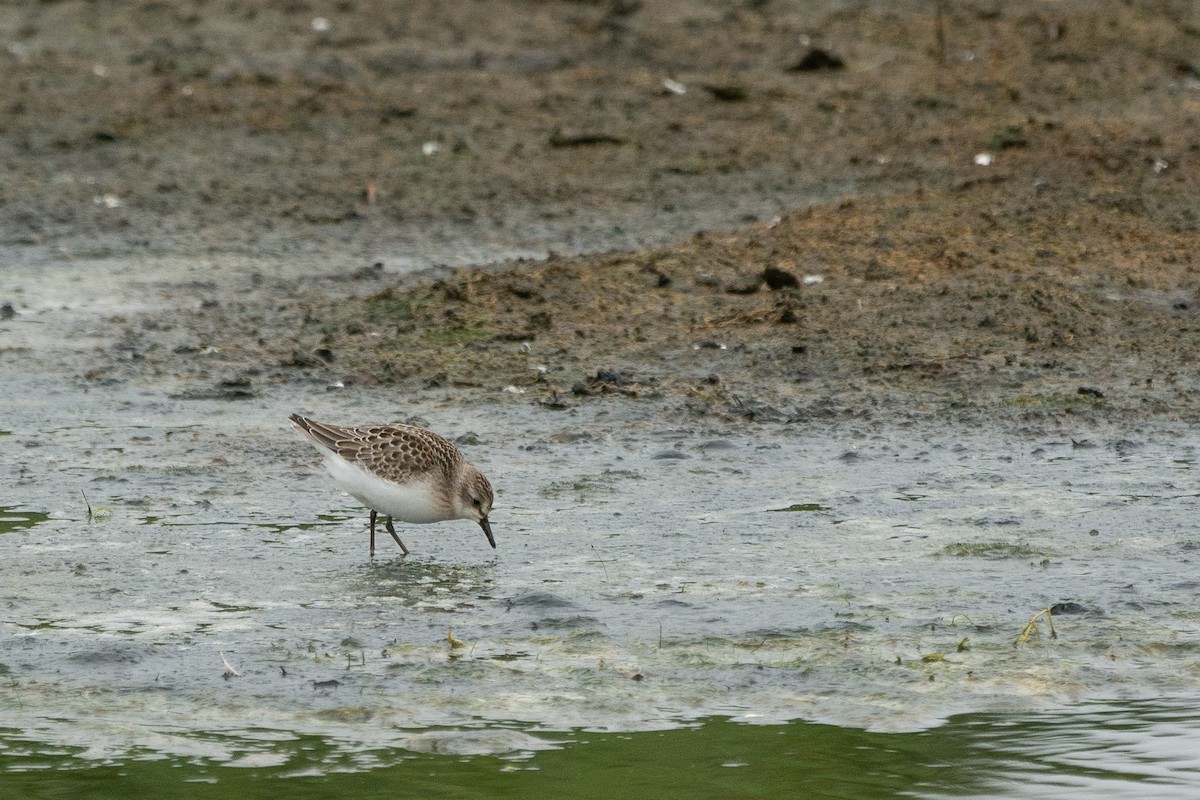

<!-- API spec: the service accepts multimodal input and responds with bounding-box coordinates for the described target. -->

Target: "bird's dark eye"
[471,497,481,507]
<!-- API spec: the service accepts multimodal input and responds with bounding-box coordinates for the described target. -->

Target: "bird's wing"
[290,414,459,483]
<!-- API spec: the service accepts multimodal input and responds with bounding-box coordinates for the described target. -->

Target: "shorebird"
[289,414,495,556]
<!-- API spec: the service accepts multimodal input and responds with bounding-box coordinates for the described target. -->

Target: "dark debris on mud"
[111,171,1200,427]
[20,0,1195,426]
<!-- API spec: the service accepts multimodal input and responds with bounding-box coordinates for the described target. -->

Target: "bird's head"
[458,465,495,548]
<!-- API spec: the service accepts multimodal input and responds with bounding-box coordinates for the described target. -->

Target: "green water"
[4,701,1199,799]
[0,718,1025,800]
[0,506,50,535]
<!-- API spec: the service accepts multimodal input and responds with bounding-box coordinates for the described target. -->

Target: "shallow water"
[3,256,1200,795]
[1,702,1199,799]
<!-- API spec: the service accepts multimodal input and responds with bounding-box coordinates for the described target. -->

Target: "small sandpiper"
[289,414,495,556]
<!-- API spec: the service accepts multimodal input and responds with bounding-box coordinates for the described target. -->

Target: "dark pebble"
[1049,602,1092,615]
[702,84,748,102]
[762,266,799,290]
[788,48,845,72]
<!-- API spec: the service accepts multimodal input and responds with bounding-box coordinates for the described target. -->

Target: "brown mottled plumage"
[289,414,495,556]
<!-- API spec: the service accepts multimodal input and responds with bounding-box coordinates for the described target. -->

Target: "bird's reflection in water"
[354,558,496,608]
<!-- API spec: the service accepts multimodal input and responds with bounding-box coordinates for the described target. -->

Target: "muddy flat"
[2,0,1200,792]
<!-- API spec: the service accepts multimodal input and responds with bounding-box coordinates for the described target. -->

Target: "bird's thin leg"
[369,510,377,557]
[384,516,410,556]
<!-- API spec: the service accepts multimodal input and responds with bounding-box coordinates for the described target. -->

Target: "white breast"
[320,451,450,524]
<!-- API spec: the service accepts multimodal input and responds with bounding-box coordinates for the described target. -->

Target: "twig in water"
[220,651,242,679]
[82,490,93,522]
[590,544,610,582]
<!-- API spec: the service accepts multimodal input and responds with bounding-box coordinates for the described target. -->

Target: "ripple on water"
[507,591,579,610]
[64,643,148,665]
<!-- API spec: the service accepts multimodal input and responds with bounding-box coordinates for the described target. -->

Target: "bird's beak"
[480,517,496,549]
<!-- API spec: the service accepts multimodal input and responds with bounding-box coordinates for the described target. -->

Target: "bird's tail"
[289,413,345,453]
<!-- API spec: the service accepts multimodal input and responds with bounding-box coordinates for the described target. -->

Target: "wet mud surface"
[2,0,1200,775]
[5,378,1200,763]
[3,0,1198,420]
